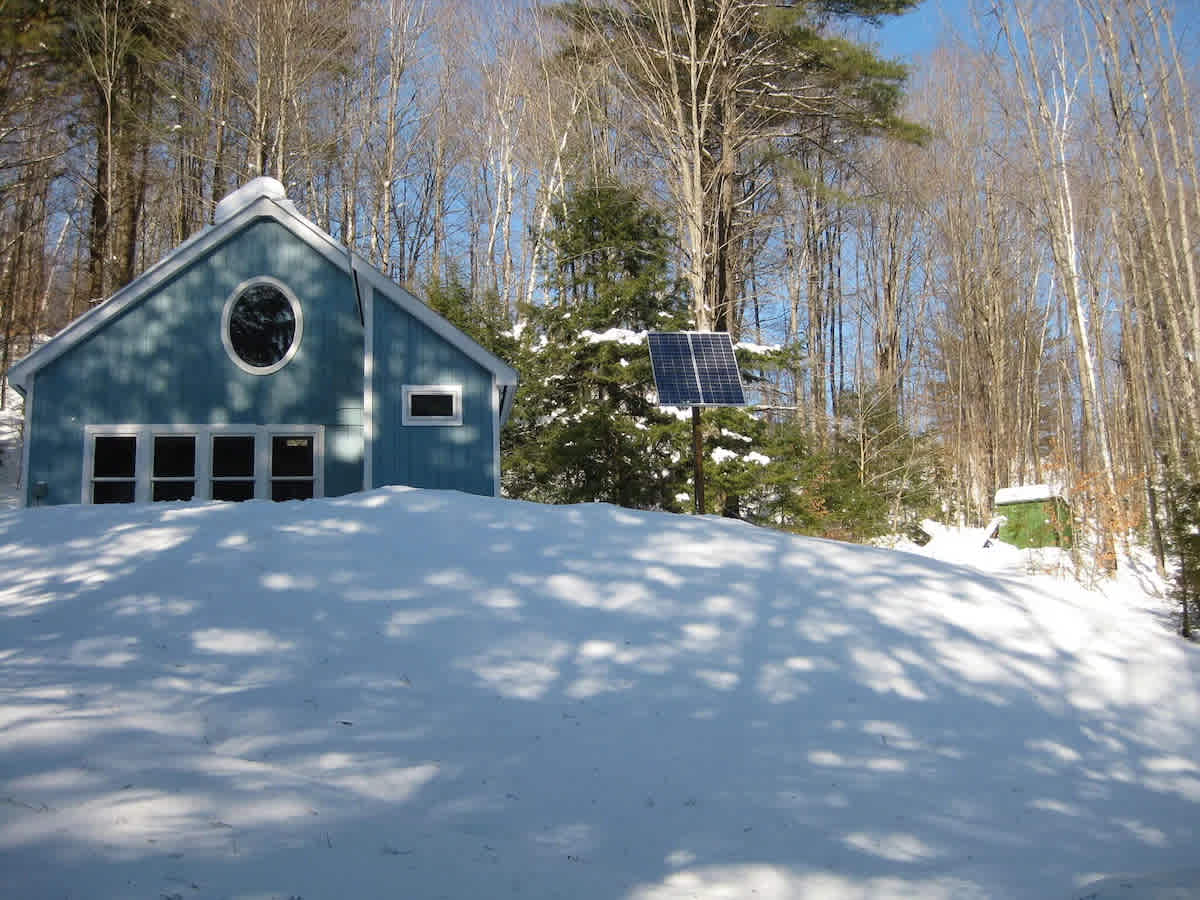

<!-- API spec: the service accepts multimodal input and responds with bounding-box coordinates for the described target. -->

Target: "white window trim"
[221,275,304,376]
[210,431,258,499]
[402,384,463,426]
[149,433,201,501]
[266,430,321,500]
[82,428,142,503]
[82,424,324,503]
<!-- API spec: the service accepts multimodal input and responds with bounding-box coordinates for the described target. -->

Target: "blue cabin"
[6,177,518,507]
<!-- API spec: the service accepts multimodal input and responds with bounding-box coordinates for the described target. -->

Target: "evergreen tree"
[424,268,518,364]
[1166,474,1200,639]
[503,183,691,508]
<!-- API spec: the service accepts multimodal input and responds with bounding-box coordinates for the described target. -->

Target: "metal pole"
[692,405,704,515]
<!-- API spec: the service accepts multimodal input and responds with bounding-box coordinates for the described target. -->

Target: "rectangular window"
[211,435,256,501]
[402,385,462,426]
[271,435,314,500]
[91,435,137,503]
[152,435,195,501]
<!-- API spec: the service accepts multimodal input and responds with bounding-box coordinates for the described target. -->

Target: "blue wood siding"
[373,293,496,496]
[25,218,364,505]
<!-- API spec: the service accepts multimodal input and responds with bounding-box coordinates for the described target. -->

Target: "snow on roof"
[995,483,1062,505]
[213,175,292,224]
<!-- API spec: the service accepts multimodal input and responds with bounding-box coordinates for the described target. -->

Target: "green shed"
[994,484,1073,549]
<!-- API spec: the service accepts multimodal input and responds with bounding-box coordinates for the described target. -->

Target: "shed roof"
[994,484,1063,505]
[8,178,519,422]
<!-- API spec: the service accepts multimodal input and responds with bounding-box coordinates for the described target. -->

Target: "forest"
[1,0,1198,632]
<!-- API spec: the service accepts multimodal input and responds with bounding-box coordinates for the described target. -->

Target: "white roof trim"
[8,190,519,400]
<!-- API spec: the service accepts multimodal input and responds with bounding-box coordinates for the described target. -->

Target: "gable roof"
[8,178,519,421]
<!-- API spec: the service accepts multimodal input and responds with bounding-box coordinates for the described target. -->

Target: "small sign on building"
[994,484,1073,549]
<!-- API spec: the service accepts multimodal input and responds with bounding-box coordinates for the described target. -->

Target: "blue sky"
[872,0,972,62]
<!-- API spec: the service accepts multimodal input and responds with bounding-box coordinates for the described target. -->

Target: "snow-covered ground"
[1,489,1197,899]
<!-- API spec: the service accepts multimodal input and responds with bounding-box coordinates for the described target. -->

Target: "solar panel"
[648,331,746,407]
[690,332,746,405]
[647,333,701,405]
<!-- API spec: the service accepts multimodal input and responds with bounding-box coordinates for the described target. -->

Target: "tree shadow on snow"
[0,488,1197,900]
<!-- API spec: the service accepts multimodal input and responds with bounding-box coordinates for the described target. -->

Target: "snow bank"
[0,490,1197,900]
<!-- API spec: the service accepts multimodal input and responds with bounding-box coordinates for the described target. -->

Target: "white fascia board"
[5,197,347,393]
[492,376,501,497]
[352,264,520,388]
[18,374,33,507]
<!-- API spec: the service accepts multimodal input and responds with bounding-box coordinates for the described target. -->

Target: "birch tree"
[547,0,919,332]
[992,2,1120,570]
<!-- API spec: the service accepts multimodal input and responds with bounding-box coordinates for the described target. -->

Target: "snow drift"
[0,488,1197,899]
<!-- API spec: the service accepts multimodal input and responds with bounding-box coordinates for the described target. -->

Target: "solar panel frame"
[648,331,746,407]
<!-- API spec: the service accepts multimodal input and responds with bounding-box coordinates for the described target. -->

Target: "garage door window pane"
[213,436,254,477]
[153,436,195,478]
[272,479,314,501]
[271,435,314,501]
[212,435,255,501]
[213,480,255,501]
[272,436,313,477]
[153,481,195,502]
[94,436,136,478]
[93,481,135,504]
[151,435,195,502]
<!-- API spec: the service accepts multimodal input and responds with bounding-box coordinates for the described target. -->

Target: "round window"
[221,278,302,374]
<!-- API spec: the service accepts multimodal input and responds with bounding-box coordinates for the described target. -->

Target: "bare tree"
[548,0,917,333]
[993,2,1117,503]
